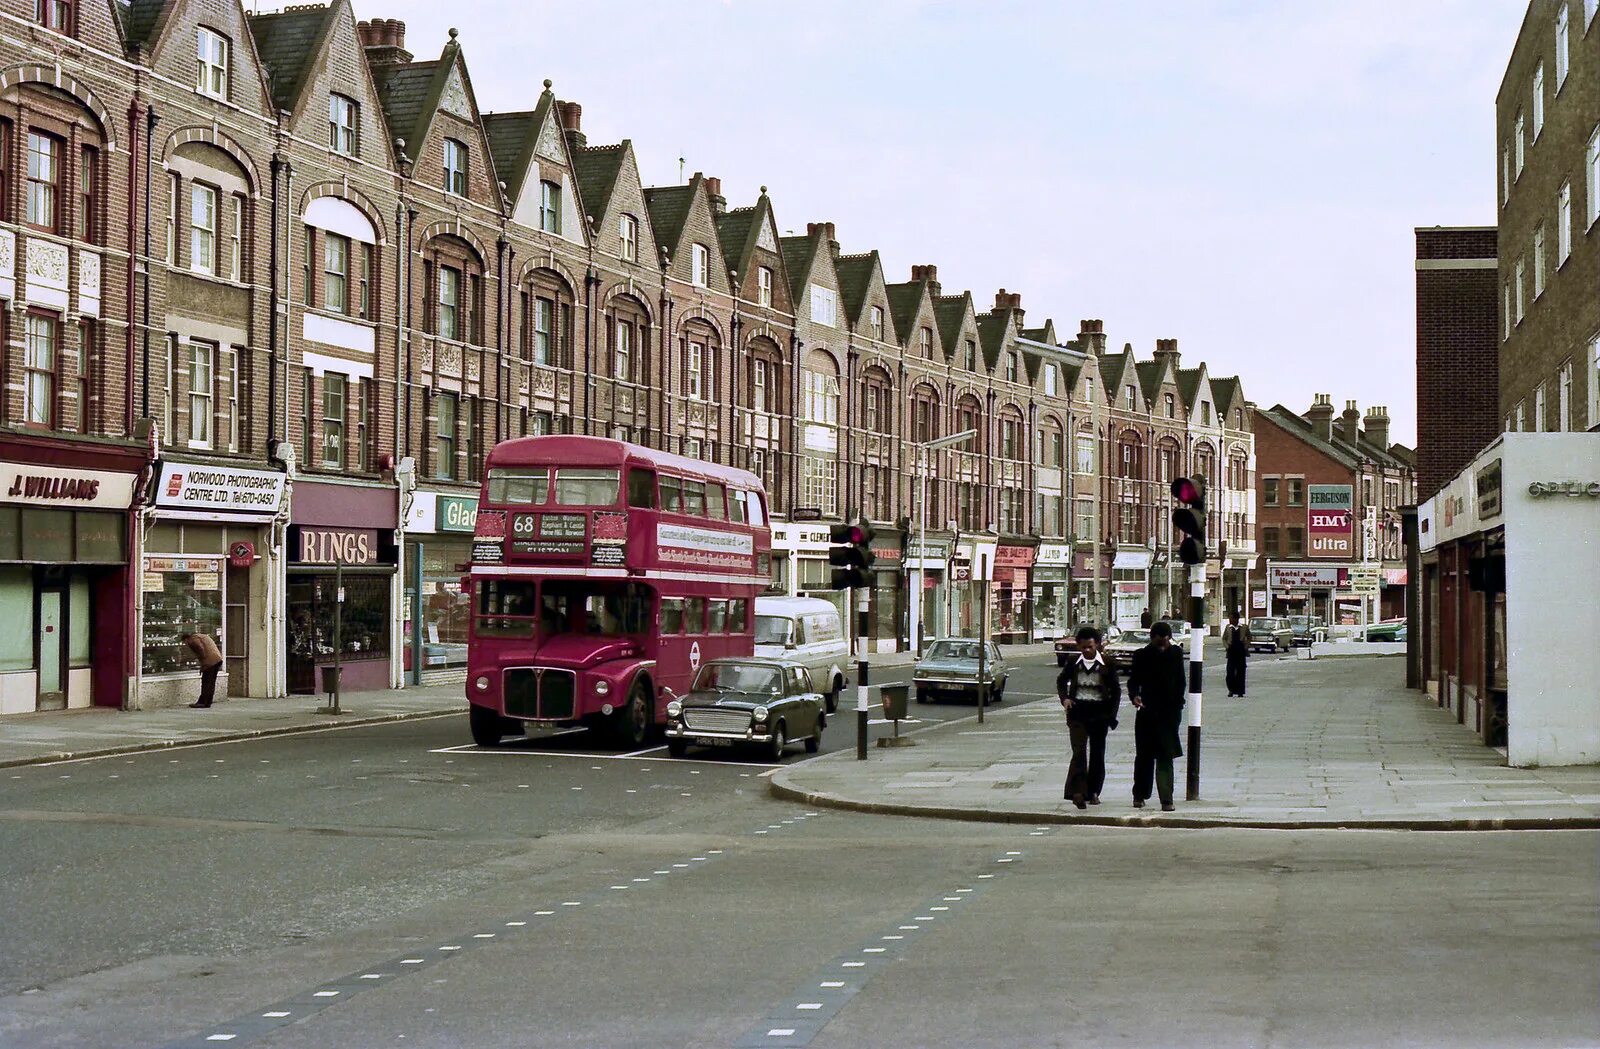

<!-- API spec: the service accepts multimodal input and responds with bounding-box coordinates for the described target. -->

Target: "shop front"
[140,460,286,707]
[403,491,478,685]
[1111,549,1152,629]
[1031,543,1071,640]
[1071,548,1112,627]
[1264,563,1346,621]
[905,534,951,652]
[949,536,997,638]
[0,443,142,714]
[1417,434,1600,766]
[865,529,904,654]
[992,542,1036,644]
[288,480,398,695]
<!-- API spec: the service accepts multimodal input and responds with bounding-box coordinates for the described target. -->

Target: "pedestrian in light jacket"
[1057,625,1121,809]
[1127,621,1186,811]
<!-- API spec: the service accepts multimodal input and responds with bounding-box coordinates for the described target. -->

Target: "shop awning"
[1383,569,1408,586]
[1112,551,1152,570]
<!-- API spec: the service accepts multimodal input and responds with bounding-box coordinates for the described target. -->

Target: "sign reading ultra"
[155,463,285,518]
[1307,484,1353,558]
[656,522,753,569]
[0,461,136,509]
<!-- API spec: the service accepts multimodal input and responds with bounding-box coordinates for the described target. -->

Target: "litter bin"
[880,683,909,721]
[320,664,342,694]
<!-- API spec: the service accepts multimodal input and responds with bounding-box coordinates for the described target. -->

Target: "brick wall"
[1415,227,1499,503]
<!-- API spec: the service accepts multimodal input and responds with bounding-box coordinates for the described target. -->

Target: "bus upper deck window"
[682,480,707,516]
[627,468,657,508]
[487,468,549,505]
[705,483,727,520]
[727,490,747,524]
[660,475,684,513]
[554,468,620,506]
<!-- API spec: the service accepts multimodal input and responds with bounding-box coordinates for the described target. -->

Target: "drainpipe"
[140,105,157,421]
[581,267,596,434]
[267,155,282,445]
[495,234,508,439]
[789,335,802,515]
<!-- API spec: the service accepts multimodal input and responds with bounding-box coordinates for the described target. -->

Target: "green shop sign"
[438,494,479,533]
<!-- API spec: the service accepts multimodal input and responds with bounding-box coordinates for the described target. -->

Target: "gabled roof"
[121,0,167,50]
[834,251,879,325]
[976,309,1014,369]
[778,234,820,303]
[1100,345,1135,396]
[644,182,696,260]
[1260,406,1360,470]
[248,3,338,114]
[371,60,440,160]
[1175,366,1205,408]
[884,280,930,345]
[934,294,974,359]
[1134,360,1166,403]
[715,207,757,270]
[1019,320,1058,345]
[1211,376,1243,420]
[570,142,628,227]
[483,84,560,207]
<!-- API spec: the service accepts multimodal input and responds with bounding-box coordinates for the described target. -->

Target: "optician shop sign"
[154,463,285,519]
[0,461,136,510]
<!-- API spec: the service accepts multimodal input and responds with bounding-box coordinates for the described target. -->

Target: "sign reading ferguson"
[1307,484,1354,558]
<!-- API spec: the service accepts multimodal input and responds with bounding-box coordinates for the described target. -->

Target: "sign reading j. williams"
[657,523,753,569]
[0,461,136,509]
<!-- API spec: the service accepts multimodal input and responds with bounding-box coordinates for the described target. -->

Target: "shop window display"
[142,556,225,674]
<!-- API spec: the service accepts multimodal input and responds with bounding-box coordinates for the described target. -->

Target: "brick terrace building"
[1496,0,1600,432]
[1255,397,1415,624]
[0,0,1260,713]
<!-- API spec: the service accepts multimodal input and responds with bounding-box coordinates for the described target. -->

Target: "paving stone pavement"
[770,656,1600,829]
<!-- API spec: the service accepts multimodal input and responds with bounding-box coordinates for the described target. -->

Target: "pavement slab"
[770,656,1600,829]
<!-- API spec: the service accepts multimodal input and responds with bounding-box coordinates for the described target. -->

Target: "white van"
[755,596,850,712]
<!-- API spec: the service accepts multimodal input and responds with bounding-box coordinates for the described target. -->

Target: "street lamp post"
[909,429,977,657]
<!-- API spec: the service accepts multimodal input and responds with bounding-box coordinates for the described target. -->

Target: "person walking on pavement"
[1222,611,1252,697]
[181,630,223,708]
[1058,625,1121,809]
[1128,620,1186,811]
[1139,607,1152,629]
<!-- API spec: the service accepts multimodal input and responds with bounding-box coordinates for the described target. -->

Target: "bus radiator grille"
[501,668,576,720]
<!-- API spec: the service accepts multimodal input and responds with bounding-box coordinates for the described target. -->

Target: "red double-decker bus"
[464,435,771,747]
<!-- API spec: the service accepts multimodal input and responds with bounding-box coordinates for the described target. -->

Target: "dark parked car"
[1248,617,1293,652]
[1288,615,1328,647]
[1365,618,1406,642]
[1055,623,1120,666]
[1103,629,1152,674]
[914,639,1010,703]
[664,658,824,761]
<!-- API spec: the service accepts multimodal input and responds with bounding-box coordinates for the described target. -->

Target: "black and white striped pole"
[1171,476,1208,802]
[856,659,869,761]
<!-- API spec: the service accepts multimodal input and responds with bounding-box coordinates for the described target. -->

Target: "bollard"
[856,659,869,760]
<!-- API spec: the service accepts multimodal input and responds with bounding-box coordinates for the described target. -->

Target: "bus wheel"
[614,679,652,749]
[767,722,787,762]
[826,677,842,714]
[667,738,688,758]
[469,704,506,748]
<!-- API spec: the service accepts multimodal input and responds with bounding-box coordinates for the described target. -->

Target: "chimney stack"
[1306,393,1335,442]
[1337,399,1361,446]
[357,19,411,67]
[910,263,940,297]
[1077,319,1107,355]
[1363,405,1390,449]
[1153,338,1180,369]
[555,100,585,149]
[993,289,1022,325]
[806,221,839,258]
[704,175,725,216]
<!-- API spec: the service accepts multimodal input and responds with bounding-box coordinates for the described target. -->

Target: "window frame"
[539,179,561,234]
[443,138,468,196]
[691,243,709,287]
[1557,181,1573,264]
[758,266,773,306]
[321,371,346,466]
[188,339,214,450]
[328,93,358,156]
[189,181,218,276]
[35,0,74,33]
[22,311,56,428]
[196,26,230,100]
[613,317,632,382]
[1556,4,1570,90]
[687,341,705,400]
[435,390,458,480]
[1533,63,1545,140]
[24,130,59,232]
[437,264,461,340]
[619,213,637,262]
[77,144,96,243]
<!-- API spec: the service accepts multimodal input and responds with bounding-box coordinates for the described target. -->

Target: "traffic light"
[1171,476,1207,566]
[828,520,876,589]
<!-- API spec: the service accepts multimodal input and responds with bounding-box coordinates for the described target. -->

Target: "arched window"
[422,235,484,344]
[609,294,651,384]
[520,268,575,368]
[801,349,840,425]
[799,350,840,516]
[683,320,720,402]
[957,395,983,453]
[862,366,893,435]
[1193,441,1216,485]
[303,196,377,321]
[912,383,941,444]
[1117,430,1143,479]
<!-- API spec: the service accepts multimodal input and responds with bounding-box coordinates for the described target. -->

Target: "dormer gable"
[934,293,980,371]
[835,250,892,341]
[644,174,730,294]
[134,0,276,118]
[371,30,501,211]
[571,139,659,274]
[717,190,792,312]
[779,222,842,334]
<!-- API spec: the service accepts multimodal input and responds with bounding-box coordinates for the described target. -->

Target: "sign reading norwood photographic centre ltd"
[154,463,286,520]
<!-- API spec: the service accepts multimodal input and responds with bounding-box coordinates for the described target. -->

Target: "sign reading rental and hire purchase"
[1268,565,1343,590]
[1307,484,1354,558]
[656,522,753,570]
[154,463,285,519]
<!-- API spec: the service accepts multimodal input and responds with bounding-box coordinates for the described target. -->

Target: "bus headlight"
[666,701,682,719]
[474,676,490,692]
[594,680,610,696]
[753,706,769,722]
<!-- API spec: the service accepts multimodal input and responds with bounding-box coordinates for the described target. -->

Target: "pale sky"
[359,0,1526,446]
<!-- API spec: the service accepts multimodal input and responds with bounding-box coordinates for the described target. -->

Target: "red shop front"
[286,479,399,695]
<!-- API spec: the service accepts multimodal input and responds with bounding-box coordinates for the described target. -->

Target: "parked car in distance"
[915,639,1009,704]
[1159,619,1193,650]
[1288,615,1328,647]
[755,596,850,713]
[1103,629,1151,674]
[1055,623,1120,666]
[1249,617,1294,652]
[1365,618,1406,641]
[664,658,824,761]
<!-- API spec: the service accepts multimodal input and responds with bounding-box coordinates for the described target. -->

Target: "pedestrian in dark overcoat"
[1127,620,1186,811]
[1221,611,1251,697]
[1057,625,1121,809]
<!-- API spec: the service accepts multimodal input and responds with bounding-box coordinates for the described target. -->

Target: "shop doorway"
[36,585,66,711]
[287,576,316,695]
[225,565,249,697]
